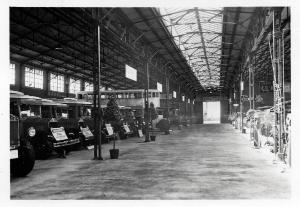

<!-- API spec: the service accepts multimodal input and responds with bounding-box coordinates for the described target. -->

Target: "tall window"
[25,66,43,89]
[84,82,94,92]
[10,63,15,85]
[50,73,64,92]
[69,78,81,94]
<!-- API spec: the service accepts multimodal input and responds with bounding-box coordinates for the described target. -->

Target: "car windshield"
[82,106,92,118]
[57,107,68,119]
[68,106,76,119]
[41,105,52,118]
[20,104,31,118]
[30,105,41,117]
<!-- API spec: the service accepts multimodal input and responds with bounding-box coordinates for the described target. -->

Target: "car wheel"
[11,144,35,177]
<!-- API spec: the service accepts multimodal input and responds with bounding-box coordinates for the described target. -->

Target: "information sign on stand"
[138,129,143,138]
[51,127,68,141]
[105,124,114,136]
[123,124,130,133]
[80,126,93,138]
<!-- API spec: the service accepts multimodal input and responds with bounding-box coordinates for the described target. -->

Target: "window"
[10,63,15,85]
[50,73,64,92]
[84,82,94,92]
[25,66,43,89]
[69,78,81,94]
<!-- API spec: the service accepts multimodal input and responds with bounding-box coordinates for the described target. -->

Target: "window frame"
[24,66,44,89]
[50,73,65,92]
[84,82,94,92]
[10,63,16,85]
[69,77,81,94]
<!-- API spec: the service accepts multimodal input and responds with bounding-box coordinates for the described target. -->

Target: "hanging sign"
[157,82,162,92]
[125,64,137,81]
[51,127,68,141]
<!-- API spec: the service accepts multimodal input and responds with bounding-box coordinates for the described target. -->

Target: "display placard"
[123,124,130,133]
[10,149,18,159]
[105,124,114,136]
[138,129,143,138]
[87,145,94,150]
[51,127,68,141]
[81,127,93,138]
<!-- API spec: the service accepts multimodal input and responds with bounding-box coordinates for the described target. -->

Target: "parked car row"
[9,91,147,177]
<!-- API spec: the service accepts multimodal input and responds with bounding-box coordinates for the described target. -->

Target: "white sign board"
[51,127,68,141]
[125,64,137,81]
[87,145,94,150]
[157,82,162,92]
[173,91,176,98]
[138,129,143,138]
[81,126,93,138]
[105,124,114,136]
[123,124,130,133]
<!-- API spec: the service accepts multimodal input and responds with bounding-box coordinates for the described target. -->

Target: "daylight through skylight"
[158,8,224,90]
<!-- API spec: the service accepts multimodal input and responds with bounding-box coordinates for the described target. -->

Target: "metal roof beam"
[194,7,211,79]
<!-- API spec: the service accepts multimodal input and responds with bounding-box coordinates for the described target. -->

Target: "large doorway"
[203,101,220,124]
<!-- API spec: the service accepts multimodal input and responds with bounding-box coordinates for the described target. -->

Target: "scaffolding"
[268,9,287,162]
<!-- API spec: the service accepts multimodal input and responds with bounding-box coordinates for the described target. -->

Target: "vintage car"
[39,98,81,157]
[10,91,80,159]
[52,98,94,147]
[10,91,35,177]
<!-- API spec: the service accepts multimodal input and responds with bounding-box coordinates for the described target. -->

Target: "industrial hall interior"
[8,6,291,200]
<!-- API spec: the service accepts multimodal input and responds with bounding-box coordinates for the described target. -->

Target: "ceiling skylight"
[158,8,224,90]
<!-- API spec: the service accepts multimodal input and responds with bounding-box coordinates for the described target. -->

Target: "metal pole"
[144,51,159,142]
[93,23,98,160]
[277,29,284,156]
[240,73,243,132]
[97,24,103,160]
[272,10,278,157]
[145,61,150,142]
[165,67,170,120]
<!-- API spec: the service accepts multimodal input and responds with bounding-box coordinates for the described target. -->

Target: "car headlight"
[28,127,36,137]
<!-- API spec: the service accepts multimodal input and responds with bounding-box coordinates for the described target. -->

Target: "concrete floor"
[10,124,290,199]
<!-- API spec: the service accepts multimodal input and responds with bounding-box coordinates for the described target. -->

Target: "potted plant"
[105,96,121,159]
[109,133,119,159]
